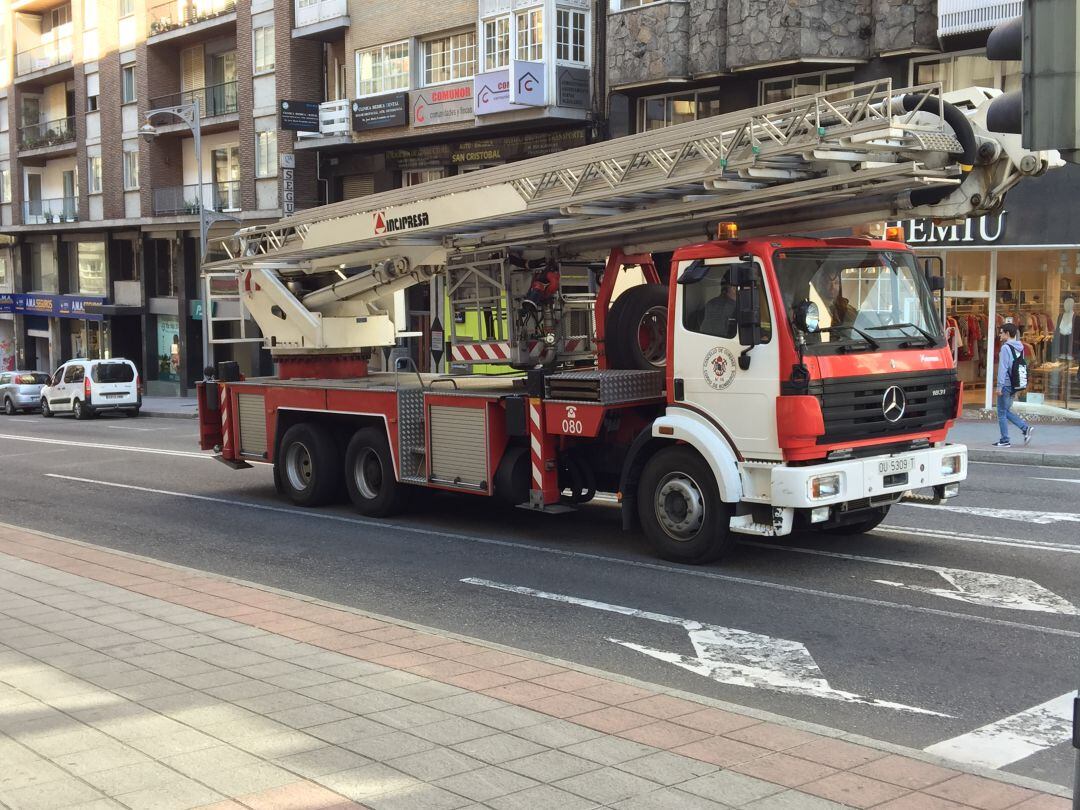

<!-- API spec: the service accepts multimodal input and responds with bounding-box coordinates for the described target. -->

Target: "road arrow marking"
[745,543,1078,615]
[463,577,948,716]
[903,503,1080,525]
[924,691,1077,769]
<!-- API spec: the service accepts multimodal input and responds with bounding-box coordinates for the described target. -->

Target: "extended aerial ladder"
[204,79,1058,368]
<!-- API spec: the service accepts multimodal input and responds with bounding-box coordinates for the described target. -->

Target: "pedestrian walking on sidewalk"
[993,322,1033,448]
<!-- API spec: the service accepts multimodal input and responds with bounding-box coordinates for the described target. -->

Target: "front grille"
[814,370,958,444]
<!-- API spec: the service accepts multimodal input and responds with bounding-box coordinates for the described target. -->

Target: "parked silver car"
[0,370,50,414]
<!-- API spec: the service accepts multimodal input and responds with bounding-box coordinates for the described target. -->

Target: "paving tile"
[388,747,485,781]
[328,692,410,715]
[235,691,321,715]
[743,789,849,809]
[81,761,188,796]
[726,723,824,752]
[672,735,771,767]
[485,783,600,810]
[617,719,712,749]
[113,777,226,810]
[443,670,518,691]
[523,693,607,719]
[612,750,717,786]
[529,671,609,693]
[572,682,655,705]
[231,730,327,760]
[572,706,655,734]
[368,704,454,730]
[340,731,436,760]
[874,794,970,809]
[204,679,281,702]
[236,779,357,810]
[0,776,107,809]
[851,753,959,790]
[315,763,419,801]
[678,769,785,805]
[295,681,373,703]
[52,741,151,775]
[124,728,222,759]
[729,752,839,788]
[197,762,298,796]
[267,703,355,729]
[617,695,701,720]
[493,661,565,680]
[425,693,505,717]
[609,786,734,809]
[562,735,657,766]
[264,670,339,690]
[511,718,603,748]
[481,682,562,705]
[352,671,425,690]
[434,765,539,802]
[388,681,466,703]
[924,773,1039,809]
[20,726,115,758]
[163,744,264,777]
[670,707,760,736]
[554,766,664,804]
[451,733,547,765]
[306,716,394,745]
[786,737,889,770]
[469,706,549,732]
[410,717,496,746]
[799,771,910,808]
[274,745,373,779]
[363,783,471,810]
[1008,797,1074,810]
[503,749,600,782]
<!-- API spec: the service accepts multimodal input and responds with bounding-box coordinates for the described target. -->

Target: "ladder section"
[210,80,964,269]
[205,272,264,347]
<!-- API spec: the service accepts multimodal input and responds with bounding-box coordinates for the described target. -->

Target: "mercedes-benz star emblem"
[882,385,907,423]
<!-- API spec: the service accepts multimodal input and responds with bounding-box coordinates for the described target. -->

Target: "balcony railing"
[150,81,239,119]
[23,197,77,224]
[153,181,240,215]
[148,0,237,37]
[937,0,1022,36]
[294,0,347,28]
[18,116,75,151]
[297,98,350,139]
[15,36,73,77]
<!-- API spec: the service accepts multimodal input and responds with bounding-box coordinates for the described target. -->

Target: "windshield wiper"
[865,322,938,346]
[815,324,881,350]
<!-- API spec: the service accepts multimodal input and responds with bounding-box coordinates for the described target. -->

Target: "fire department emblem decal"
[703,346,737,391]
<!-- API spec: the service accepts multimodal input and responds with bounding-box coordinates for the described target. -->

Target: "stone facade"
[607,3,691,89]
[689,0,726,77]
[873,0,937,56]
[725,0,873,70]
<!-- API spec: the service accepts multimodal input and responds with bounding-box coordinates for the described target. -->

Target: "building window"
[255,130,277,178]
[423,32,476,86]
[123,151,139,190]
[86,73,99,111]
[911,50,1020,94]
[484,17,510,71]
[87,157,102,193]
[47,5,71,29]
[637,89,722,132]
[356,41,409,97]
[83,0,97,29]
[516,9,543,62]
[0,169,9,203]
[119,0,134,17]
[253,26,275,73]
[0,257,7,286]
[759,67,854,105]
[556,10,586,64]
[403,168,446,187]
[611,0,659,9]
[121,64,136,104]
[77,242,106,296]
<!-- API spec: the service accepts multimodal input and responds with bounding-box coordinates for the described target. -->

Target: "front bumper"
[768,444,967,510]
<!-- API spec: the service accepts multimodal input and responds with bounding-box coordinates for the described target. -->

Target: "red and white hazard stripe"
[529,398,543,491]
[219,385,232,457]
[451,342,511,362]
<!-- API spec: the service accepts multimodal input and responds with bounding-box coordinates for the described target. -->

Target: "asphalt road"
[0,411,1077,789]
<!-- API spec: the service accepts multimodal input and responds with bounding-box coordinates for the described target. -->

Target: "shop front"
[894,168,1080,417]
[0,293,107,372]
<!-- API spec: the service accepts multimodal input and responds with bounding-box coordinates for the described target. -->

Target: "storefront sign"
[281,159,295,217]
[352,93,409,131]
[384,130,588,171]
[279,100,321,132]
[157,316,181,383]
[474,70,514,115]
[510,61,545,106]
[895,213,1007,246]
[411,81,474,128]
[0,293,104,320]
[556,67,590,109]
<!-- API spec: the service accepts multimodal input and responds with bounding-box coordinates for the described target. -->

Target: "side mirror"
[793,300,821,334]
[677,259,707,285]
[737,285,762,347]
[927,275,945,292]
[730,260,756,287]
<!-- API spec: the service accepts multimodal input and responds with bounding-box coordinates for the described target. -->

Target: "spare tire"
[606,285,668,370]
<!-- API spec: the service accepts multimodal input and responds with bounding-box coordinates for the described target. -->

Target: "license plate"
[878,457,913,475]
[104,393,125,398]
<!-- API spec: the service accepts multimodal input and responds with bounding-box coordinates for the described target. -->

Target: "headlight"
[809,473,841,500]
[940,454,962,476]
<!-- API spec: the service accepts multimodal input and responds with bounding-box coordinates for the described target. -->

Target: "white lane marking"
[904,502,1080,525]
[924,691,1077,769]
[8,418,38,423]
[877,525,1080,555]
[1031,477,1080,485]
[744,542,1078,615]
[105,425,170,432]
[463,578,947,716]
[0,434,208,459]
[40,473,1080,640]
[0,448,68,460]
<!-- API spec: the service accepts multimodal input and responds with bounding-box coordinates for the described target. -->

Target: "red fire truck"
[196,82,1059,563]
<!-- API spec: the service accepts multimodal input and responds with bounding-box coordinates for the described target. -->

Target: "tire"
[41,398,53,418]
[637,445,733,564]
[277,423,342,507]
[3,398,15,415]
[73,399,92,420]
[606,285,668,370]
[126,408,140,418]
[344,427,409,517]
[821,506,890,536]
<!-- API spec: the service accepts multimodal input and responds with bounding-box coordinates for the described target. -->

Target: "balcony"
[148,0,236,39]
[293,0,349,40]
[17,115,75,153]
[15,35,73,78]
[23,196,77,225]
[150,81,239,124]
[937,0,1022,36]
[296,99,350,142]
[152,181,240,216]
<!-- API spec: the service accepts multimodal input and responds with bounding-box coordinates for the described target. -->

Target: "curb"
[140,410,197,420]
[1,520,1070,802]
[968,448,1080,468]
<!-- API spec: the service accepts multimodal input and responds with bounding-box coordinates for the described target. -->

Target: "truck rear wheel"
[822,506,890,535]
[606,285,668,370]
[278,423,341,507]
[345,428,409,517]
[637,445,732,564]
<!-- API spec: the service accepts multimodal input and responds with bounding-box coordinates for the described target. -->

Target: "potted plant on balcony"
[184,199,200,215]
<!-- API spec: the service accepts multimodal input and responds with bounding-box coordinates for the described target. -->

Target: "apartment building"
[0,0,321,394]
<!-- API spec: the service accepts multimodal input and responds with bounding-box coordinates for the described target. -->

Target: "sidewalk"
[0,524,1069,810]
[140,397,198,420]
[948,419,1080,468]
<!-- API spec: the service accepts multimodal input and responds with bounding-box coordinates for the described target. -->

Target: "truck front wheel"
[345,428,409,517]
[637,445,732,564]
[278,423,341,507]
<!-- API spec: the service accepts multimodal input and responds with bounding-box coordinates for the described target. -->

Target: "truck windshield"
[773,248,941,354]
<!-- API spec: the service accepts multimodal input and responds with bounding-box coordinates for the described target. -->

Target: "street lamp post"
[140,97,214,376]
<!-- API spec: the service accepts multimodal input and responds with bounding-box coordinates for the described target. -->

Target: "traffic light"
[986,0,1080,163]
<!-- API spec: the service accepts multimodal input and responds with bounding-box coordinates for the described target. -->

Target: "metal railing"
[148,0,237,37]
[937,0,1022,36]
[150,81,238,118]
[297,98,350,138]
[15,35,73,76]
[17,115,75,151]
[153,181,240,215]
[23,197,77,224]
[294,0,347,27]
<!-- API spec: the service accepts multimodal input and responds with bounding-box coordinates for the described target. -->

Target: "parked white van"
[41,358,141,419]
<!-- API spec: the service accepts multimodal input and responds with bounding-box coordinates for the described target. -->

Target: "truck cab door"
[672,257,781,460]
